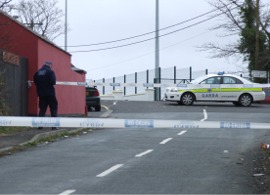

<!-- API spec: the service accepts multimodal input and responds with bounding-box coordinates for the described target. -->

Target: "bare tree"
[13,0,65,41]
[0,0,12,12]
[200,0,248,58]
[199,0,270,73]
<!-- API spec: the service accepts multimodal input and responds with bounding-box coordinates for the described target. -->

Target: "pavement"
[0,101,115,156]
[0,100,116,156]
[0,127,87,155]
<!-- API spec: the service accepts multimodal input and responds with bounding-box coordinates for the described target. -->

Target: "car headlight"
[166,88,178,92]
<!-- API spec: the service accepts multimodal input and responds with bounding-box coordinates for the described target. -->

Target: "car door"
[220,76,243,101]
[196,76,221,101]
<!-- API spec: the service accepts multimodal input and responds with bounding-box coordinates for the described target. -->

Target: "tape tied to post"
[26,80,270,88]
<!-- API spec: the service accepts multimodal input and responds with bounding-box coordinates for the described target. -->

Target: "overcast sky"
[54,0,248,80]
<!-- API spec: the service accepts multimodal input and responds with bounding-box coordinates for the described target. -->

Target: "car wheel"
[95,105,101,111]
[239,94,252,107]
[180,92,194,106]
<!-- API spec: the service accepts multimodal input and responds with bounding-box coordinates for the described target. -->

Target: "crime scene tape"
[27,80,270,89]
[87,82,270,89]
[27,80,179,88]
[27,81,87,87]
[0,116,269,130]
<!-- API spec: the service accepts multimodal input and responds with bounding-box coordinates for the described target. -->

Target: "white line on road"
[178,130,187,135]
[200,109,208,121]
[160,138,173,144]
[59,190,76,195]
[100,109,112,118]
[96,164,124,177]
[101,105,109,111]
[135,149,154,157]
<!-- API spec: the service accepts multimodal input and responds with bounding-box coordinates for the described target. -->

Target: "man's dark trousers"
[38,95,58,117]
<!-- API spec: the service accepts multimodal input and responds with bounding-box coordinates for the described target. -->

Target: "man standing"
[34,61,59,130]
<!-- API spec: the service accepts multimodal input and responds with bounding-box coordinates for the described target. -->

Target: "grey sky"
[55,0,248,80]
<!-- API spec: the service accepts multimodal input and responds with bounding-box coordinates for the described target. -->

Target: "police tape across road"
[27,81,188,88]
[0,116,269,130]
[27,80,270,89]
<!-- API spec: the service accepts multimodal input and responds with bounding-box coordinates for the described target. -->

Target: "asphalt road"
[0,100,269,194]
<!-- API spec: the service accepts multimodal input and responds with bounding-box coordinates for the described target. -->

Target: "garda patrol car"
[164,73,266,107]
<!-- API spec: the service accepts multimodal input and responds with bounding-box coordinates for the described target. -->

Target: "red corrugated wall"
[0,12,86,116]
[34,40,86,116]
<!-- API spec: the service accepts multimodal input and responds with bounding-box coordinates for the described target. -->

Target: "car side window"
[200,77,221,84]
[223,76,243,84]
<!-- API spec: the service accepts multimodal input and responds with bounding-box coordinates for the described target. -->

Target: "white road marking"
[200,109,208,121]
[59,190,76,195]
[101,105,109,110]
[100,109,112,118]
[178,130,187,135]
[160,138,173,144]
[135,149,154,157]
[96,164,124,177]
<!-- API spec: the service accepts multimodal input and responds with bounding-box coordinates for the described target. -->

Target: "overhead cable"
[66,2,235,48]
[69,9,236,53]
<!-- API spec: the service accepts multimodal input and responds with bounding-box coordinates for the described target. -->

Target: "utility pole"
[255,0,260,71]
[154,0,160,101]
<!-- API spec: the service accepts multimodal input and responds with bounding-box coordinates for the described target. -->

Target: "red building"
[0,10,86,116]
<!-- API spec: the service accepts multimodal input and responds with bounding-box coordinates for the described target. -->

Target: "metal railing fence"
[90,66,208,100]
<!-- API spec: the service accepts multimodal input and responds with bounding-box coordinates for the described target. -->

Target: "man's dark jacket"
[34,65,56,97]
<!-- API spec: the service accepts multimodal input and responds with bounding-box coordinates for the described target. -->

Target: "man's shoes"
[38,127,43,130]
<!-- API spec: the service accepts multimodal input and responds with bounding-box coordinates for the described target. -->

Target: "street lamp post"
[155,0,160,101]
[255,0,260,71]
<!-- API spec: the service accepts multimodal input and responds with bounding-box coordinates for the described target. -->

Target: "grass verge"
[0,127,30,135]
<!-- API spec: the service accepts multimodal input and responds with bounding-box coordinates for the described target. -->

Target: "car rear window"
[223,76,243,84]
